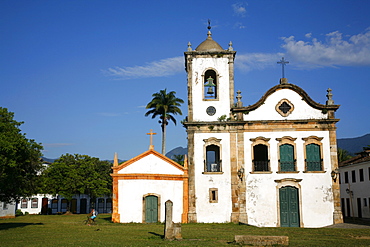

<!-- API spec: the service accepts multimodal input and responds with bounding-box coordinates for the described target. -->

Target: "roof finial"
[187,41,192,51]
[326,88,334,105]
[206,19,212,39]
[277,57,289,78]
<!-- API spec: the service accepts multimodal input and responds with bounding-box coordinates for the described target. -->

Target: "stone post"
[164,200,182,240]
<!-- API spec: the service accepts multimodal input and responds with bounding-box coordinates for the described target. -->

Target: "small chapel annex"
[111,28,343,227]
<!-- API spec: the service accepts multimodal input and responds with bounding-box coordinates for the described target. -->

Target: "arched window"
[306,144,322,171]
[302,136,323,172]
[203,137,222,173]
[204,70,217,99]
[206,145,221,172]
[253,144,269,171]
[279,144,295,171]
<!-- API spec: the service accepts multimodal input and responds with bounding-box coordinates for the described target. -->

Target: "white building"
[183,29,342,227]
[111,146,188,223]
[339,149,370,218]
[16,194,112,215]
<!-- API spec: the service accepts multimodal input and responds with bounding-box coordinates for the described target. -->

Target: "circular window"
[206,106,216,116]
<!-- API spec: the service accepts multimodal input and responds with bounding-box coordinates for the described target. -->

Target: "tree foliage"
[172,154,184,166]
[0,107,43,202]
[337,148,352,163]
[145,89,184,154]
[43,154,112,204]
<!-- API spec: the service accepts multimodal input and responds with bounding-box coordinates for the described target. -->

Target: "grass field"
[1,214,370,246]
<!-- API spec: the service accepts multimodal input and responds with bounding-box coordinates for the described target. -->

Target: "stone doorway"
[279,186,300,227]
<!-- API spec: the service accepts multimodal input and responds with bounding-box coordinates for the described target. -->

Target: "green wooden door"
[280,144,295,171]
[280,186,300,227]
[145,196,158,223]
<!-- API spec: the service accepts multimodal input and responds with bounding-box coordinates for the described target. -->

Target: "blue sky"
[1,0,369,160]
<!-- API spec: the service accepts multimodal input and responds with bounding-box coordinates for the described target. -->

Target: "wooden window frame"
[276,137,298,173]
[250,137,271,173]
[209,188,218,203]
[31,198,38,208]
[302,136,325,173]
[203,137,223,174]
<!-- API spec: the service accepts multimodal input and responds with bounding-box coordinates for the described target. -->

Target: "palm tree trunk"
[162,120,166,155]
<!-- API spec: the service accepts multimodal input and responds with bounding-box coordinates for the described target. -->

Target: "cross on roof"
[277,57,289,78]
[146,129,157,150]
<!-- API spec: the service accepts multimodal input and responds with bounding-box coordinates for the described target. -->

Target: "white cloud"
[103,56,184,80]
[235,53,284,71]
[281,28,370,68]
[232,3,247,17]
[234,22,246,29]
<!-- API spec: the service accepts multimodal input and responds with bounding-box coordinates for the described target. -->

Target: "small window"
[364,198,368,207]
[305,143,322,171]
[253,144,269,171]
[52,199,58,209]
[276,99,294,117]
[21,199,28,208]
[279,144,295,171]
[31,198,38,208]
[352,170,356,183]
[205,145,221,172]
[344,171,349,184]
[209,188,218,203]
[360,169,364,182]
[98,198,105,213]
[61,199,68,211]
[3,202,8,210]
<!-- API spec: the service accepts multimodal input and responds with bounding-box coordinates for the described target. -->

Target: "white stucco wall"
[118,179,184,223]
[193,132,232,223]
[118,154,183,175]
[191,57,231,122]
[244,89,327,121]
[340,161,370,218]
[244,131,335,227]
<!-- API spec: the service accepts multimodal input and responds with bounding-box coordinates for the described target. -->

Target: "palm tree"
[145,89,184,154]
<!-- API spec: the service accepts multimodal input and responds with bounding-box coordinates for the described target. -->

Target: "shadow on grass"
[97,215,112,223]
[149,231,164,239]
[0,222,43,231]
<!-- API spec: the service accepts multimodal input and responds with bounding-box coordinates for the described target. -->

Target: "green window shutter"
[280,144,295,171]
[306,144,322,171]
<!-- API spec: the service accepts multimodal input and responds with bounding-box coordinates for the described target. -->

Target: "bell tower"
[184,27,236,122]
[184,26,237,223]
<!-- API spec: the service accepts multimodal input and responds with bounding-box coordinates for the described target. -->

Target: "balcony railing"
[253,160,270,172]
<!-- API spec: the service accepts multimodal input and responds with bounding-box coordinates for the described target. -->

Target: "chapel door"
[280,186,300,227]
[145,195,158,223]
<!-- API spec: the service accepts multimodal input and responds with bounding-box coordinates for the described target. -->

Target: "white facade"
[339,150,370,218]
[112,149,188,223]
[184,30,342,227]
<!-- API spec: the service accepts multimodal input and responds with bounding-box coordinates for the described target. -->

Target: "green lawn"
[1,214,370,246]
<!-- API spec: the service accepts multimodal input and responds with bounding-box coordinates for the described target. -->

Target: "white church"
[111,28,343,227]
